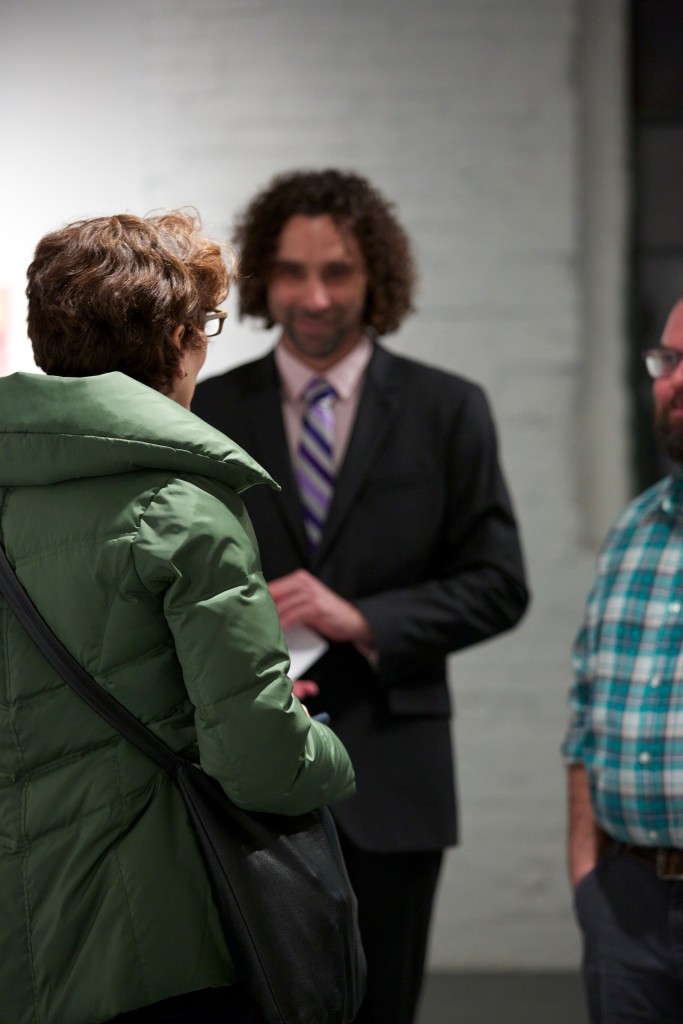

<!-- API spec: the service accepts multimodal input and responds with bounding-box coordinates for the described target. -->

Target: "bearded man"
[565,299,683,1022]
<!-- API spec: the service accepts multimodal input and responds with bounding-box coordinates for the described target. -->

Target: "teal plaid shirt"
[563,472,683,846]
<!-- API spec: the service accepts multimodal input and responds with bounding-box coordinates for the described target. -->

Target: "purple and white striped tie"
[297,378,336,552]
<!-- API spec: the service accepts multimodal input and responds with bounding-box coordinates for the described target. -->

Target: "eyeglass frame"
[203,310,228,338]
[642,347,683,380]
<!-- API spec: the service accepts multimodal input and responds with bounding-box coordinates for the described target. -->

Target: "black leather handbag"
[0,543,366,1024]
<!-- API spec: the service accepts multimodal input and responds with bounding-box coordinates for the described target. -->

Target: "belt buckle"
[656,848,683,880]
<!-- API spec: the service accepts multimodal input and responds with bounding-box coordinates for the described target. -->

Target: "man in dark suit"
[193,169,529,1024]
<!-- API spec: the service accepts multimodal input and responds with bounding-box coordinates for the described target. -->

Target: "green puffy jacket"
[0,371,355,1024]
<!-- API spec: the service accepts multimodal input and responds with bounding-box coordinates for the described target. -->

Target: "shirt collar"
[274,334,373,402]
[659,470,683,519]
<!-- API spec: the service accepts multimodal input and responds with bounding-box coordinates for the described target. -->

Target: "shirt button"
[649,830,659,841]
[651,676,661,688]
[639,752,651,765]
[670,601,682,614]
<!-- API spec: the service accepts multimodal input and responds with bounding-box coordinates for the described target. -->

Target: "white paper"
[284,625,329,679]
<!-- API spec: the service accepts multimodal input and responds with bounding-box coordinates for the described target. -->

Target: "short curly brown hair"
[234,169,416,335]
[27,210,233,394]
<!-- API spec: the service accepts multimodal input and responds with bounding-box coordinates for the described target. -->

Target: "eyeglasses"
[642,348,683,379]
[203,310,228,338]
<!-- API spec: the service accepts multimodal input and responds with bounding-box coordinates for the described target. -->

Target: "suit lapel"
[314,344,403,564]
[239,353,310,562]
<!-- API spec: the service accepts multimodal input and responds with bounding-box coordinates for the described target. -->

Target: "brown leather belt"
[622,844,683,880]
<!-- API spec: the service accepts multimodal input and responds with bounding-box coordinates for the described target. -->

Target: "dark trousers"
[339,832,443,1024]
[107,985,256,1023]
[575,842,683,1023]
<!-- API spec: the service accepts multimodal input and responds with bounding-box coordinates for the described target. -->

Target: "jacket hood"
[0,371,277,492]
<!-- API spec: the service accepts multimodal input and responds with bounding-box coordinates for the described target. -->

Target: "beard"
[655,406,683,464]
[284,319,349,360]
[279,308,363,364]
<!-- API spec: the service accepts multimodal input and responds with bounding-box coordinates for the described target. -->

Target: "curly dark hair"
[27,210,233,394]
[234,169,416,335]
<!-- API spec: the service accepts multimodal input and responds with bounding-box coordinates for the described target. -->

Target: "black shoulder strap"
[0,542,183,777]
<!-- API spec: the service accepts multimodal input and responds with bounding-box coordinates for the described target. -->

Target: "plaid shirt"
[563,471,683,846]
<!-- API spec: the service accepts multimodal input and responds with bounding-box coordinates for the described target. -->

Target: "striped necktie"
[297,378,336,552]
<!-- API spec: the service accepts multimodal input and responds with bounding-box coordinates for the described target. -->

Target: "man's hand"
[269,570,374,645]
[292,679,319,701]
[567,763,607,890]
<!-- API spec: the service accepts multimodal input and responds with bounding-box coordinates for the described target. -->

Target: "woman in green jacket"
[0,211,355,1024]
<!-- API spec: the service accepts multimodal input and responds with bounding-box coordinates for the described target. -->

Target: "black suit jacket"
[193,342,529,852]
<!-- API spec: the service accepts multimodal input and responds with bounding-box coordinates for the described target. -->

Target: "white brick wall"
[0,0,630,970]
